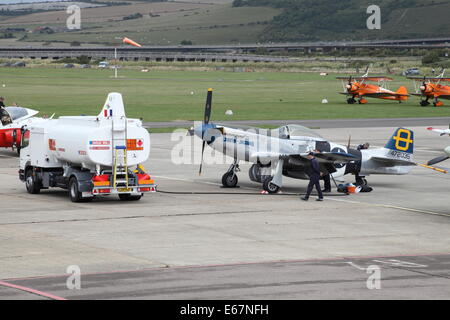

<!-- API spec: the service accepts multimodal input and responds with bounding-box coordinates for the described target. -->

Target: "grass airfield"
[1,67,450,125]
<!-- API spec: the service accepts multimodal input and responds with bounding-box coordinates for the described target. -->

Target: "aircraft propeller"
[346,76,353,92]
[427,146,450,166]
[419,76,427,93]
[199,88,213,175]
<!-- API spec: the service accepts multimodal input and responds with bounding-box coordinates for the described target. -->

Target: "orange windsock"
[123,37,142,48]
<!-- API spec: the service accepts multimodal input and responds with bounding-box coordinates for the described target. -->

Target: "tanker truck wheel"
[69,177,92,203]
[119,194,142,201]
[25,169,41,194]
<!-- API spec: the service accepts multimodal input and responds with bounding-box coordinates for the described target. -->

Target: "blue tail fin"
[384,128,414,154]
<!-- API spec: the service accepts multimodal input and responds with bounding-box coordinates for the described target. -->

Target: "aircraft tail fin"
[98,93,126,119]
[396,86,408,95]
[384,127,414,154]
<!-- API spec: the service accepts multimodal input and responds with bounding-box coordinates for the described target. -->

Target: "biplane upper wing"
[408,76,450,82]
[336,76,393,82]
[362,76,393,82]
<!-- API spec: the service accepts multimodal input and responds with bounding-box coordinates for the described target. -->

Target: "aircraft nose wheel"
[263,177,280,194]
[222,171,238,188]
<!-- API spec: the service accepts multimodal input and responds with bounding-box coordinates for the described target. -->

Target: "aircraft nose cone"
[420,85,426,91]
[193,123,204,138]
[193,123,215,139]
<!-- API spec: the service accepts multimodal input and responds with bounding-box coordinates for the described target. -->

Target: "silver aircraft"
[193,89,441,193]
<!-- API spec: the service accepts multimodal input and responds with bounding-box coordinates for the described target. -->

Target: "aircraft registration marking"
[388,150,411,160]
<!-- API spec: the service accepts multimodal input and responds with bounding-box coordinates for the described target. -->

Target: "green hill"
[233,0,450,42]
[0,0,449,46]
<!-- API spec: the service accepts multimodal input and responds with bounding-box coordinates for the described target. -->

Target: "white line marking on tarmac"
[328,197,450,218]
[154,175,449,217]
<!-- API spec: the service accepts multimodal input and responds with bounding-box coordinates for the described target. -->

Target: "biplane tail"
[396,86,408,95]
[396,86,409,100]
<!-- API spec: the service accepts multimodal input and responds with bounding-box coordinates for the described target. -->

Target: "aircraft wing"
[363,77,393,82]
[249,152,285,161]
[408,77,450,82]
[336,76,392,82]
[370,156,416,167]
[436,95,450,100]
[250,151,356,164]
[427,127,450,136]
[314,151,357,163]
[363,92,409,98]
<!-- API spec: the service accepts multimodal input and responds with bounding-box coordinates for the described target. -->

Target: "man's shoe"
[316,198,324,201]
[322,189,331,193]
[301,197,308,201]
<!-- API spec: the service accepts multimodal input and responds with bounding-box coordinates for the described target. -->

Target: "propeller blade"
[199,88,213,175]
[204,88,213,125]
[199,140,206,175]
[427,155,450,166]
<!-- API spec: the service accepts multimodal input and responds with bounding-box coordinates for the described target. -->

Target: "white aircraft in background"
[427,125,450,136]
[191,89,445,193]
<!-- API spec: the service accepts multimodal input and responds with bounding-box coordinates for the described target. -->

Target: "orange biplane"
[408,70,450,107]
[337,70,409,104]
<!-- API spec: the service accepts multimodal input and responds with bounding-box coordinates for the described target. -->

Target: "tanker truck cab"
[19,93,156,202]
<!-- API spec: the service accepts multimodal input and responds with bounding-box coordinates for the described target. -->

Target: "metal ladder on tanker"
[111,116,129,189]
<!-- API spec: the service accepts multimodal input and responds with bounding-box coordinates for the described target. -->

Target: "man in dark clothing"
[355,142,370,185]
[301,152,324,201]
[357,142,370,151]
[321,173,332,192]
[0,97,5,109]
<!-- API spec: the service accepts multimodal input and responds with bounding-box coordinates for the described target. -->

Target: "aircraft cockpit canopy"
[275,124,324,140]
[1,107,31,126]
[5,107,29,121]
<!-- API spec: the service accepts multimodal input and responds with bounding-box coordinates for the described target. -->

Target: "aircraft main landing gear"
[420,100,430,107]
[262,177,280,194]
[347,97,357,104]
[222,160,240,188]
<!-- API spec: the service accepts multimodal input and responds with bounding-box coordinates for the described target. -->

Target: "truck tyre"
[119,194,142,201]
[25,168,41,194]
[69,177,91,203]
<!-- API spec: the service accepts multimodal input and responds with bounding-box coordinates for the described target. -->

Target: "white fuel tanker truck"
[19,93,156,202]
